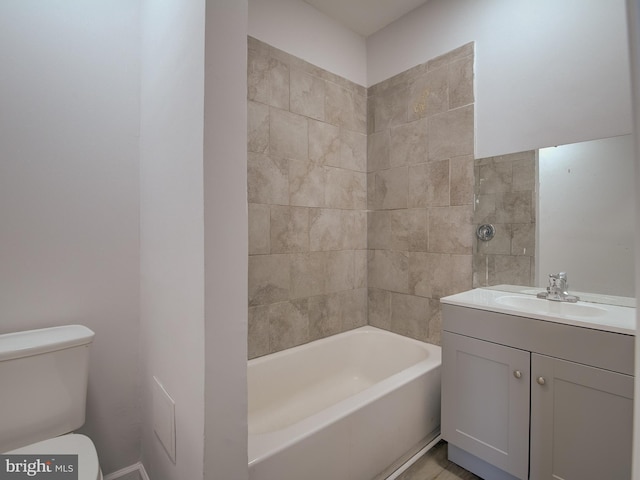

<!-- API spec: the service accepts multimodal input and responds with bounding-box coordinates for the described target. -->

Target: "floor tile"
[395,441,481,480]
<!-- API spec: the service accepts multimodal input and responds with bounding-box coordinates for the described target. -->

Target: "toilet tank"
[0,325,95,453]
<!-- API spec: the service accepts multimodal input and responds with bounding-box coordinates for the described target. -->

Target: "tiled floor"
[395,441,481,480]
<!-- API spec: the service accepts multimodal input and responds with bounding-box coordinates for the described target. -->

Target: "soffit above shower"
[302,0,430,37]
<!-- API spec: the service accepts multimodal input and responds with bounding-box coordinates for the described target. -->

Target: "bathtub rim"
[248,326,442,467]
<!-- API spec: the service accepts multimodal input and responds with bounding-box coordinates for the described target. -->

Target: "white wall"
[368,0,633,158]
[203,1,249,478]
[0,1,141,474]
[626,0,640,477]
[248,0,367,86]
[139,1,207,479]
[537,136,635,297]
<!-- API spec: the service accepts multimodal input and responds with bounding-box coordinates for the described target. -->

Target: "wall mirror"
[473,134,635,301]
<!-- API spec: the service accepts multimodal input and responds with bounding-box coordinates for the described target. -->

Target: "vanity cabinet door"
[530,354,634,480]
[442,332,530,480]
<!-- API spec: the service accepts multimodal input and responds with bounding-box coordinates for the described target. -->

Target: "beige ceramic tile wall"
[473,151,536,288]
[367,43,475,345]
[248,37,368,358]
[248,39,477,357]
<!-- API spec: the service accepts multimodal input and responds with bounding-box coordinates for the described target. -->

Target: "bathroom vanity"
[440,287,635,480]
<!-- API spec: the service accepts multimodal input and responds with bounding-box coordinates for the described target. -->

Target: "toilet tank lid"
[0,325,95,362]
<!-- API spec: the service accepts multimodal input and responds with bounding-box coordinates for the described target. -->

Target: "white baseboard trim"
[104,462,150,480]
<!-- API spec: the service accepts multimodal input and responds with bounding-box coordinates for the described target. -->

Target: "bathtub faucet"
[536,272,580,303]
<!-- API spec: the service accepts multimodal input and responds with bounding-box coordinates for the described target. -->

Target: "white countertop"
[440,287,636,336]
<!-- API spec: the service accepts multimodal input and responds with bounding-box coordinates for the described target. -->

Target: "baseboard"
[104,462,150,480]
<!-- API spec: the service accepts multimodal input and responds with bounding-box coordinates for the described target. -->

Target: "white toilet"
[0,325,102,480]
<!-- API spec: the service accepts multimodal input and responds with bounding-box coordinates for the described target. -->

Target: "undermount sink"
[494,295,607,318]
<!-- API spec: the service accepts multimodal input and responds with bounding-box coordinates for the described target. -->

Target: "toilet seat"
[7,433,102,480]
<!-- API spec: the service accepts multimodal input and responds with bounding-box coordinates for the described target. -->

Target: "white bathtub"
[248,326,442,480]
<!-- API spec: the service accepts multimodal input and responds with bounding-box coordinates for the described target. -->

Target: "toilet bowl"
[7,434,102,480]
[0,325,102,479]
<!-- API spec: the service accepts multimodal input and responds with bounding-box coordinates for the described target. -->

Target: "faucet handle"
[549,272,568,290]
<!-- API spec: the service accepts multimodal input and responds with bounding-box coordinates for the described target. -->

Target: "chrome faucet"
[537,272,580,303]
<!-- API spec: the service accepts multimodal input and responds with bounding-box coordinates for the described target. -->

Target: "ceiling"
[302,0,430,37]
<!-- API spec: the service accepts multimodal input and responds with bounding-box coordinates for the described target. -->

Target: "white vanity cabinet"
[441,301,635,480]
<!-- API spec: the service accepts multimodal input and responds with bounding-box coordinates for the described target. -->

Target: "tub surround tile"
[512,155,536,191]
[475,223,511,256]
[249,254,290,306]
[249,305,270,358]
[428,42,475,71]
[495,191,533,224]
[269,299,309,351]
[270,108,308,161]
[341,288,368,330]
[448,55,474,109]
[368,288,392,331]
[354,250,367,289]
[409,160,450,208]
[248,100,269,154]
[325,81,367,134]
[389,210,411,252]
[428,205,473,254]
[309,289,367,341]
[472,146,536,291]
[324,167,367,210]
[390,293,430,342]
[450,155,474,206]
[473,253,533,288]
[247,47,270,104]
[290,69,325,121]
[249,38,478,356]
[326,250,356,293]
[408,253,432,298]
[339,129,367,172]
[367,211,392,251]
[368,249,409,294]
[248,203,270,255]
[476,161,513,195]
[367,130,390,172]
[308,294,342,340]
[290,252,326,299]
[427,299,443,346]
[308,119,340,166]
[372,166,409,210]
[268,58,290,110]
[408,67,448,121]
[364,42,475,345]
[309,208,345,251]
[346,212,367,250]
[373,82,409,132]
[406,209,428,252]
[390,117,428,167]
[289,160,325,207]
[427,104,474,161]
[511,223,535,256]
[248,153,288,205]
[308,209,366,252]
[270,205,309,254]
[409,253,472,300]
[473,193,497,224]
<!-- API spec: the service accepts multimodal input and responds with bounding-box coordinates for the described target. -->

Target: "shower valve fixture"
[476,224,496,242]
